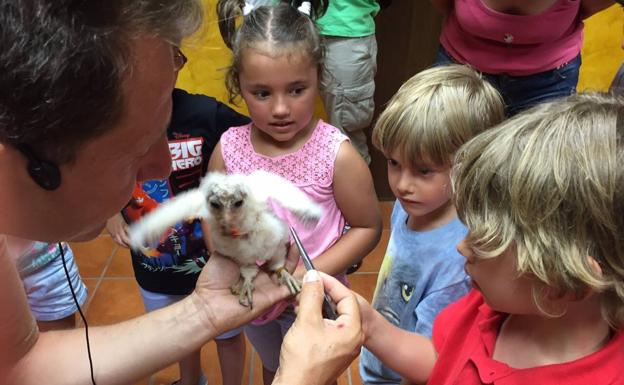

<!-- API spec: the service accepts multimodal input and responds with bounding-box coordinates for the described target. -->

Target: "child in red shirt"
[357,93,624,384]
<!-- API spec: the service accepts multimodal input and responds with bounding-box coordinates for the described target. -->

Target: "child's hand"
[353,291,377,343]
[106,213,130,248]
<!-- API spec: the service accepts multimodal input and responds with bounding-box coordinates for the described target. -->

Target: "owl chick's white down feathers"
[128,170,323,308]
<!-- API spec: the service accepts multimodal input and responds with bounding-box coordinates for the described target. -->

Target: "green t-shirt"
[316,0,379,37]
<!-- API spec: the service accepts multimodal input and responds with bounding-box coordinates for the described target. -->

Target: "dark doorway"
[369,2,443,200]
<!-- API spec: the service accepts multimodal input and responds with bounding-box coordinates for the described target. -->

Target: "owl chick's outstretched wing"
[128,188,208,250]
[246,170,323,225]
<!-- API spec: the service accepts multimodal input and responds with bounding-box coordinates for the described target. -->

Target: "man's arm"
[10,294,215,384]
[2,241,294,384]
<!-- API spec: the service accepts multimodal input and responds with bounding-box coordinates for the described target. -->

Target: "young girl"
[213,2,382,384]
[357,93,624,384]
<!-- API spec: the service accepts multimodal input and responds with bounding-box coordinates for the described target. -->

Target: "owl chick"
[128,170,323,308]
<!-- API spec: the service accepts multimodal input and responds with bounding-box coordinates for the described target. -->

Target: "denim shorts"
[610,63,624,95]
[434,46,581,116]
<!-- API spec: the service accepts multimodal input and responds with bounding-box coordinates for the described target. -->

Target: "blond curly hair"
[452,93,624,327]
[372,64,505,167]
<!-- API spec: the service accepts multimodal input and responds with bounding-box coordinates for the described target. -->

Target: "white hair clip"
[297,1,311,15]
[243,1,255,15]
[243,0,278,15]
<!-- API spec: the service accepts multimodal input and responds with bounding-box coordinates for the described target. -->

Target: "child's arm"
[106,213,130,248]
[296,142,382,277]
[358,293,437,385]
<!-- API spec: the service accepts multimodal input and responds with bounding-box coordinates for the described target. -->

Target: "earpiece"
[16,144,61,191]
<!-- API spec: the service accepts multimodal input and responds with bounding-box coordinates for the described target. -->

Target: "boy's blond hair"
[372,64,505,168]
[452,93,624,327]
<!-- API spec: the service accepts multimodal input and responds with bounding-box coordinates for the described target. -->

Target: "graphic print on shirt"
[170,137,203,172]
[169,137,205,191]
[373,252,419,331]
[123,136,209,276]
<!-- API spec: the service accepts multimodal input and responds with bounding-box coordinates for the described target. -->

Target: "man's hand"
[190,243,300,336]
[274,270,364,385]
[106,213,130,248]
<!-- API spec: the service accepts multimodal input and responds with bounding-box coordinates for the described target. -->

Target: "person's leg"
[244,319,285,385]
[214,328,246,385]
[610,62,624,95]
[140,288,206,385]
[319,35,377,164]
[175,350,204,385]
[22,243,88,329]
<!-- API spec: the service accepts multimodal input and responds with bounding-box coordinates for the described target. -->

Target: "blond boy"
[360,64,505,384]
[359,93,624,384]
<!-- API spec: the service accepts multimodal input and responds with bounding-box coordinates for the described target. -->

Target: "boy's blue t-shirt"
[359,200,471,385]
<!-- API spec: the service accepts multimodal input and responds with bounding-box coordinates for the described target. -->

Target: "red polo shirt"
[429,289,624,384]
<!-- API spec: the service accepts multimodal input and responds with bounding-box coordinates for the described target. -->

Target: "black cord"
[59,242,97,385]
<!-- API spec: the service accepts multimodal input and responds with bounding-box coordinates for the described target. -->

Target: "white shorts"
[22,244,88,321]
[139,287,242,340]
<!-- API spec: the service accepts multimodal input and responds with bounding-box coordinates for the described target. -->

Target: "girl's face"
[239,48,318,145]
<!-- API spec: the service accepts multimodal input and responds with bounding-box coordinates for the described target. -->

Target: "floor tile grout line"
[98,276,139,280]
[99,243,118,280]
[83,244,118,315]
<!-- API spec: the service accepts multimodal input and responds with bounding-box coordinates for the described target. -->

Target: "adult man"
[0,1,362,383]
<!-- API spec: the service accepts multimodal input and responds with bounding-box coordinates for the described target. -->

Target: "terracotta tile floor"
[70,201,393,385]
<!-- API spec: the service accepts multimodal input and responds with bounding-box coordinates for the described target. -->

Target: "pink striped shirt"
[440,0,584,76]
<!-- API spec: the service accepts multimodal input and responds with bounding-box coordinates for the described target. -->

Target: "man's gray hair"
[0,0,202,163]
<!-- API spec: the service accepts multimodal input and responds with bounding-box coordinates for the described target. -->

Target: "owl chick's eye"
[210,202,222,209]
[233,200,244,208]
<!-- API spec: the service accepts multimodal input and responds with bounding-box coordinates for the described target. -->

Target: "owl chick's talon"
[230,278,243,296]
[232,278,255,308]
[277,269,302,295]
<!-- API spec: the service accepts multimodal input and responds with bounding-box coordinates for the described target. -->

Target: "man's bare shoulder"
[0,233,39,371]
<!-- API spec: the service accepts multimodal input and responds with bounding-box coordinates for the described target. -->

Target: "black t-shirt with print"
[123,88,250,295]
